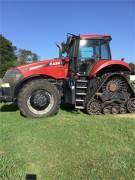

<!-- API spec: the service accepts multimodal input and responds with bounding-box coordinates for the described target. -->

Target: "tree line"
[0,35,39,77]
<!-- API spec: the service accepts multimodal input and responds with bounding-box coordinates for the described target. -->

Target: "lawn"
[0,103,135,180]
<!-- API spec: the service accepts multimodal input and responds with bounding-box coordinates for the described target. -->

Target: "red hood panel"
[16,58,70,79]
[16,58,63,70]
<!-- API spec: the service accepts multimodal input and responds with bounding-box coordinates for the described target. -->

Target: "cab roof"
[80,34,112,40]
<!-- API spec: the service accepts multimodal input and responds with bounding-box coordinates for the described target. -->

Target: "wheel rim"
[27,89,54,115]
[103,76,128,93]
[87,100,101,115]
[106,80,120,92]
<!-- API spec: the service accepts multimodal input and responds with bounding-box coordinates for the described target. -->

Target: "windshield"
[78,39,111,62]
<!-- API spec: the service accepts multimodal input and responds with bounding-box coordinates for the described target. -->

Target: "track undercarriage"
[76,73,135,115]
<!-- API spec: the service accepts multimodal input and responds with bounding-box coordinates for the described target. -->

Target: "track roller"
[103,105,112,114]
[127,98,135,113]
[111,104,120,114]
[86,99,102,115]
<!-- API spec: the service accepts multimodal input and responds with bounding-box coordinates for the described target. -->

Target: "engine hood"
[16,58,69,71]
[16,58,70,79]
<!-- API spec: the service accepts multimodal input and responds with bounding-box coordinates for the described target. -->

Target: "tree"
[0,35,39,77]
[17,48,39,64]
[0,34,17,76]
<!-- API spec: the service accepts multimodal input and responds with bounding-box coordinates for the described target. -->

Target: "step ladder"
[75,76,88,109]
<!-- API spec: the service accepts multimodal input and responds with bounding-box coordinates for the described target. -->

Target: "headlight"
[2,69,23,84]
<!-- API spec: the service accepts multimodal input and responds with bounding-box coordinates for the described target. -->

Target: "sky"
[0,0,135,63]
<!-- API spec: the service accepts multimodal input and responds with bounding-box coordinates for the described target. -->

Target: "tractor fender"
[89,60,131,78]
[14,74,57,98]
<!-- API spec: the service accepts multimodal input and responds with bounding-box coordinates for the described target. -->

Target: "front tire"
[17,79,61,118]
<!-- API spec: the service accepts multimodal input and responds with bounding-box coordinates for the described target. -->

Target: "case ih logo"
[49,61,62,66]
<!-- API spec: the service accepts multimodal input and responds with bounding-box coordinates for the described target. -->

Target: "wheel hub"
[90,102,99,112]
[30,90,50,110]
[106,80,119,92]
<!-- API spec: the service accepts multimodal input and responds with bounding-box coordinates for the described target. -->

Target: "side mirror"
[56,43,62,57]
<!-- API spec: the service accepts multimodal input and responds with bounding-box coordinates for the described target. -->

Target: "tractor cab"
[60,34,112,76]
[60,34,112,105]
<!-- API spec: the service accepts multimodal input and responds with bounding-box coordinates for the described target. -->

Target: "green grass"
[0,103,135,180]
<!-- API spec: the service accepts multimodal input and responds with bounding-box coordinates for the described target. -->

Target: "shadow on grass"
[0,102,81,115]
[25,174,37,180]
[60,103,81,114]
[0,103,18,112]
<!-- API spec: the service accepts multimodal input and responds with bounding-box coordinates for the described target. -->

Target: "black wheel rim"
[27,89,54,115]
[29,90,51,111]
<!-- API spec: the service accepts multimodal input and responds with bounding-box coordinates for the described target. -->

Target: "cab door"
[77,39,100,75]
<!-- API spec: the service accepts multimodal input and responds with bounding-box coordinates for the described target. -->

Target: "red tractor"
[0,34,135,118]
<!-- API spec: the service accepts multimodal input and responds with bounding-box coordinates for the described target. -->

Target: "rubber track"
[86,72,135,106]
